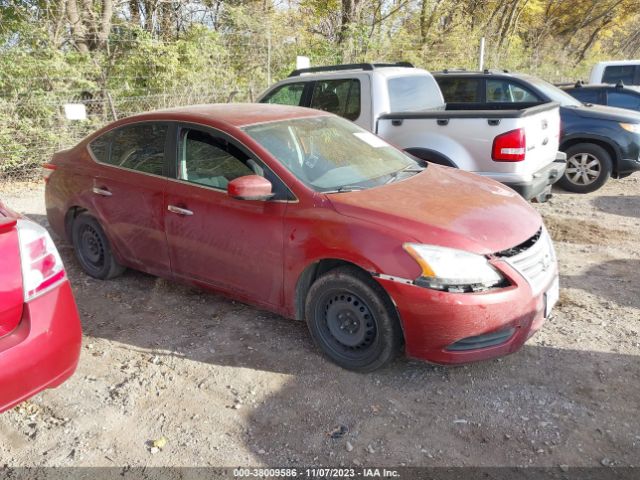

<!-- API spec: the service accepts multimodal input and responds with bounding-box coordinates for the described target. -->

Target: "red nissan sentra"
[0,201,82,412]
[45,104,558,372]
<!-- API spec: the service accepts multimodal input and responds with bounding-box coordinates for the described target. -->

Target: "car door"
[87,122,171,276]
[164,124,290,308]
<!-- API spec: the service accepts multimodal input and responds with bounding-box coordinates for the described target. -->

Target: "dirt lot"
[0,177,639,469]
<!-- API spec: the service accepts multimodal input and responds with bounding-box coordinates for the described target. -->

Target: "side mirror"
[227,175,274,201]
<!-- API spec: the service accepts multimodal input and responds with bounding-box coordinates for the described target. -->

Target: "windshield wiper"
[385,164,426,184]
[322,185,367,193]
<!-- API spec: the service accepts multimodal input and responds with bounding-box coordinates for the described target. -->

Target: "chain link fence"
[0,86,253,184]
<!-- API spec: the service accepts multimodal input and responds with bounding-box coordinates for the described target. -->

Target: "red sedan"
[0,201,82,412]
[45,104,559,371]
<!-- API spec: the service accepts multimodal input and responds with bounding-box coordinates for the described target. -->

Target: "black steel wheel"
[72,213,125,279]
[305,266,403,372]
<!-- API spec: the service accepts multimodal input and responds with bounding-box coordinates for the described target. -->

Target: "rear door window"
[486,79,540,103]
[607,91,640,110]
[309,79,361,120]
[437,77,482,103]
[89,123,168,176]
[261,83,306,106]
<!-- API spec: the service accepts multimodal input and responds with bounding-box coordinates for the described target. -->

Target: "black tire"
[71,213,125,280]
[557,143,613,193]
[304,266,403,372]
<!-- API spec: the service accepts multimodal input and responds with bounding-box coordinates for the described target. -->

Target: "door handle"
[167,205,194,216]
[92,187,112,197]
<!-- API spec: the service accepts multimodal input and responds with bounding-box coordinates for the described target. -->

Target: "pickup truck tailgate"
[519,105,561,175]
[0,214,23,338]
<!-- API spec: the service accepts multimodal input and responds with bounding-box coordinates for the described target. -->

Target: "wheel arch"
[64,206,88,244]
[404,147,458,168]
[294,258,387,321]
[560,136,620,171]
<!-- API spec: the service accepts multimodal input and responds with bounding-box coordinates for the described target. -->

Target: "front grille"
[446,327,516,351]
[497,228,557,295]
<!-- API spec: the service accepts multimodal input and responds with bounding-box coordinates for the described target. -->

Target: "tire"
[71,213,125,280]
[557,143,613,193]
[304,266,403,372]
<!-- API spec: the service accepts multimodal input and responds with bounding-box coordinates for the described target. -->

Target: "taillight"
[16,220,66,301]
[492,128,526,162]
[42,163,56,183]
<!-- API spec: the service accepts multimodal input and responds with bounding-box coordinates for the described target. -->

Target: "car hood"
[568,103,640,123]
[327,166,542,255]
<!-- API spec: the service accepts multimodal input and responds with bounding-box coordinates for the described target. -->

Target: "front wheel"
[557,143,612,193]
[305,266,403,372]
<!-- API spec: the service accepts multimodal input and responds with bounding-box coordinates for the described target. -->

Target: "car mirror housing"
[227,175,274,201]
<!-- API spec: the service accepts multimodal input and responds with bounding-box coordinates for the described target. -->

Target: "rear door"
[87,122,171,276]
[163,124,289,308]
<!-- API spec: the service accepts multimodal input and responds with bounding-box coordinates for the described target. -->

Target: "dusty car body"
[45,104,558,371]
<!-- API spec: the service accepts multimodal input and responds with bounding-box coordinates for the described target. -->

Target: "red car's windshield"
[243,116,422,192]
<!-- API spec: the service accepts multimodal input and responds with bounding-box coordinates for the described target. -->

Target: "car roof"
[113,103,329,129]
[593,60,640,67]
[564,83,640,92]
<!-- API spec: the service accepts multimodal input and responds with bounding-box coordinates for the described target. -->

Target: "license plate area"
[544,276,560,318]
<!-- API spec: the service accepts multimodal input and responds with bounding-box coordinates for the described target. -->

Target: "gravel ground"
[0,177,638,469]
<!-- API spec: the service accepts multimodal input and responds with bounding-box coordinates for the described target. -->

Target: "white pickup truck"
[258,63,566,201]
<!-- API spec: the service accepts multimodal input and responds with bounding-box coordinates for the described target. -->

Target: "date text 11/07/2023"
[233,468,401,478]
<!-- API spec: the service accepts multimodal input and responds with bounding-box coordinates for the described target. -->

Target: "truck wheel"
[72,213,125,280]
[558,143,612,193]
[305,266,403,372]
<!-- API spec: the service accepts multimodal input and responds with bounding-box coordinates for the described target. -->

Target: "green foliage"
[2,0,640,181]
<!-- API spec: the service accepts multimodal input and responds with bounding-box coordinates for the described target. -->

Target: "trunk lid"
[0,207,23,338]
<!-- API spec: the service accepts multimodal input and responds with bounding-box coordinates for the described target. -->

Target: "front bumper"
[376,262,556,365]
[615,157,640,176]
[0,281,82,413]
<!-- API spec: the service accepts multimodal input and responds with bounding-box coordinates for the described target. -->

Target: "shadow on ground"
[592,196,640,219]
[561,259,640,309]
[25,214,640,467]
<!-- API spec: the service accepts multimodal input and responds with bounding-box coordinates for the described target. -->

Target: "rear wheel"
[71,213,125,279]
[557,143,612,193]
[305,266,403,372]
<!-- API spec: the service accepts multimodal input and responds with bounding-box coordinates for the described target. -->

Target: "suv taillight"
[492,128,526,162]
[16,220,66,301]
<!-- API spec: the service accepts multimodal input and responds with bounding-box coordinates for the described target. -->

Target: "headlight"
[403,243,506,293]
[620,122,640,134]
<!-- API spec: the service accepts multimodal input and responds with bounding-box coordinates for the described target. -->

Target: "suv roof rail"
[288,62,414,77]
